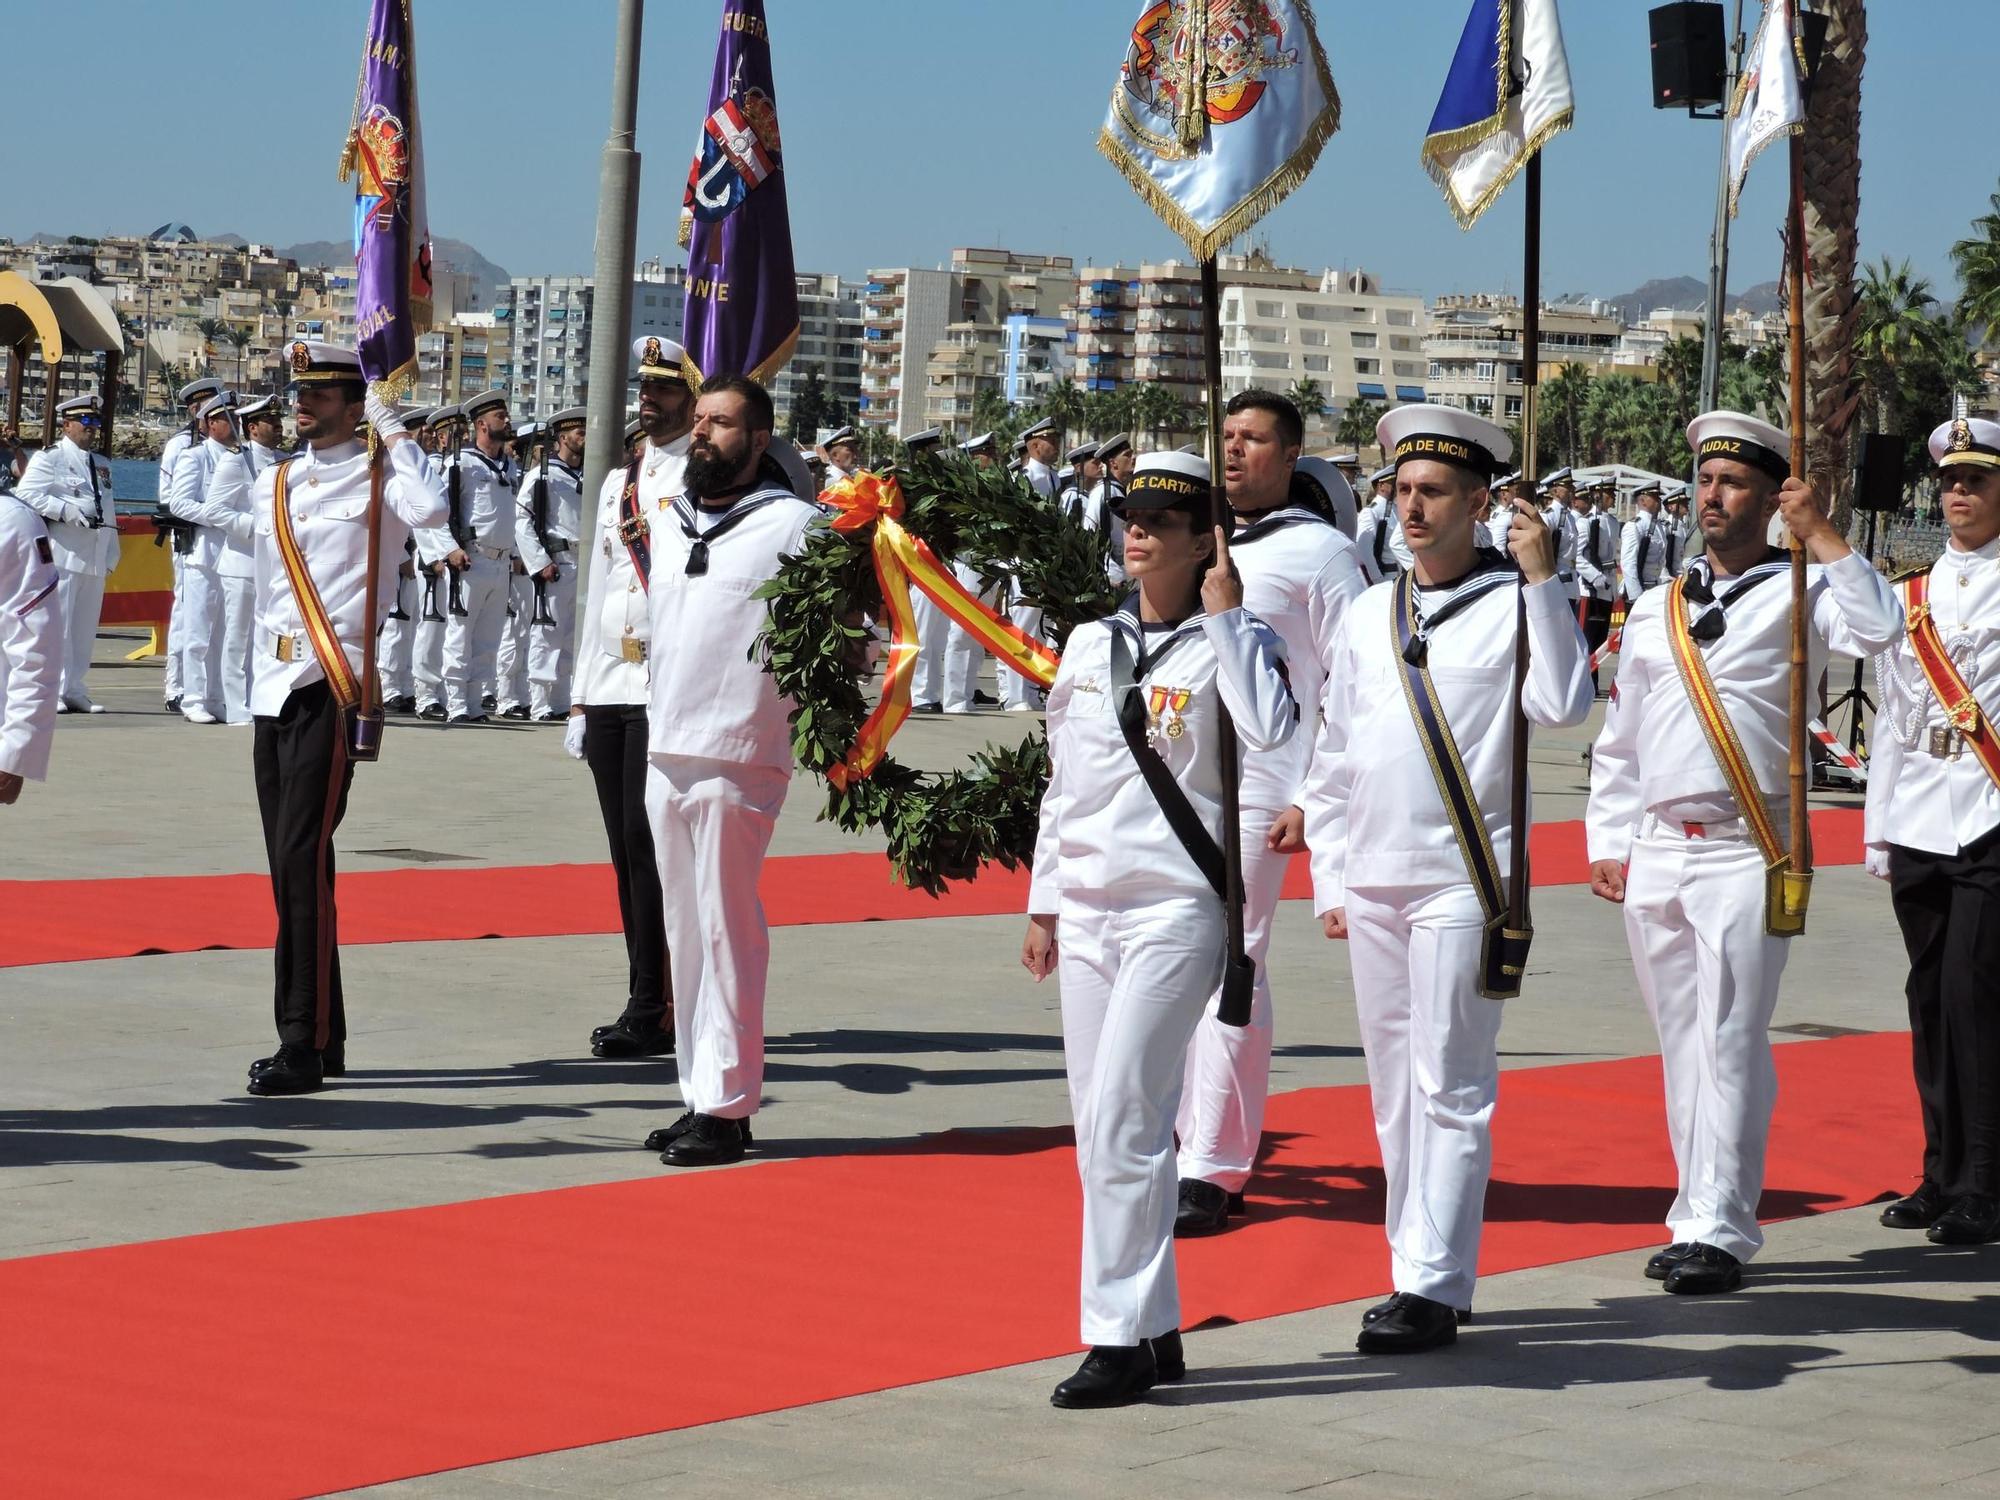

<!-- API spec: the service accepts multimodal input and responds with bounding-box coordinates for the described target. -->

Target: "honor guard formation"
[3,351,1997,1411]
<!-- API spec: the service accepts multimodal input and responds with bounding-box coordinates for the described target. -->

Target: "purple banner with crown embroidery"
[340,0,433,395]
[678,0,799,388]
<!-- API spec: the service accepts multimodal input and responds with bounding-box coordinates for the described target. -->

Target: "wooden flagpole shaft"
[1201,254,1252,1026]
[1508,155,1542,933]
[361,438,384,718]
[1785,135,1811,878]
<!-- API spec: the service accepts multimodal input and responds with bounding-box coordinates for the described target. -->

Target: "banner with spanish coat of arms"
[338,0,432,398]
[1098,0,1341,260]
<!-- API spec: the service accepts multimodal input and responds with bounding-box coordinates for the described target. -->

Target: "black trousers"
[583,703,671,1027]
[1582,595,1614,686]
[1889,826,2000,1198]
[253,680,355,1050]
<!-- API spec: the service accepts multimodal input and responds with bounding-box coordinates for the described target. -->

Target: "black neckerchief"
[460,445,507,478]
[1403,550,1518,666]
[672,488,782,576]
[1111,594,1207,678]
[551,457,583,485]
[1682,547,1790,642]
[1231,504,1330,546]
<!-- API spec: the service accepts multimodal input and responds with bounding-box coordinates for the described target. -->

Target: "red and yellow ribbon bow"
[820,470,1060,789]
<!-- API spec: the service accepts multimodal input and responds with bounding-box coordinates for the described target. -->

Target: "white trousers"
[164,552,186,700]
[213,573,253,723]
[442,554,511,716]
[646,754,789,1118]
[526,556,578,716]
[413,575,448,709]
[1624,815,1790,1262]
[1061,888,1225,1346]
[909,587,949,709]
[1347,881,1502,1311]
[55,569,106,702]
[377,573,417,702]
[1003,582,1044,712]
[1176,803,1290,1192]
[178,564,225,717]
[943,561,1000,714]
[495,567,532,711]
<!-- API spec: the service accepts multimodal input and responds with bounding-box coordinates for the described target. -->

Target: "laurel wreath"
[756,450,1121,895]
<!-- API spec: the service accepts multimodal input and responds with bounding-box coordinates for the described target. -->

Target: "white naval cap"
[1377,403,1512,477]
[1368,462,1395,486]
[426,404,462,430]
[1632,476,1664,496]
[460,388,509,422]
[1292,454,1356,515]
[55,394,100,419]
[549,405,587,430]
[235,394,279,422]
[1020,416,1057,442]
[1094,433,1131,462]
[1687,409,1790,481]
[624,417,644,444]
[285,339,361,383]
[197,392,237,421]
[398,404,433,429]
[1930,415,2000,472]
[1327,451,1360,468]
[824,425,860,448]
[960,431,996,454]
[177,376,224,405]
[1542,465,1575,487]
[1112,450,1213,517]
[904,427,946,451]
[633,335,687,380]
[515,420,544,445]
[1066,442,1098,465]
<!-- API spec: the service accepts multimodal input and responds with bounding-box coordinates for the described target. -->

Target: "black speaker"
[1649,2,1727,110]
[1853,433,1906,513]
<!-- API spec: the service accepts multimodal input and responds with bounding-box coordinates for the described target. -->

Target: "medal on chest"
[1146,684,1193,745]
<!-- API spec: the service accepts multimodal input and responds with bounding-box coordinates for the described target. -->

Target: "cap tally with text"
[633,336,687,381]
[286,339,362,385]
[550,405,587,431]
[1930,415,2000,472]
[426,405,461,431]
[1094,433,1131,463]
[1112,451,1212,517]
[177,376,224,405]
[460,388,509,423]
[1687,410,1790,482]
[1378,403,1512,478]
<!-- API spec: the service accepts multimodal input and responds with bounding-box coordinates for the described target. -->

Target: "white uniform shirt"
[158,427,195,504]
[166,435,236,570]
[644,483,819,770]
[17,436,118,576]
[1620,510,1669,601]
[1542,501,1580,601]
[1306,572,1594,911]
[185,442,268,580]
[1023,458,1058,500]
[1085,478,1127,585]
[248,438,447,716]
[1865,539,2000,857]
[1586,550,1900,862]
[453,446,517,555]
[1575,508,1618,600]
[573,434,689,708]
[1030,606,1297,910]
[0,495,63,780]
[1229,507,1367,810]
[1356,496,1412,585]
[515,457,583,574]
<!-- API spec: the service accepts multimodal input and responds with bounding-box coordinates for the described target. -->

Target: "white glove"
[364,392,407,439]
[1864,845,1892,882]
[563,713,587,761]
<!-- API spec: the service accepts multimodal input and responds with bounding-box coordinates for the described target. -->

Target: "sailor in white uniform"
[896,427,954,715]
[0,490,63,803]
[410,407,459,717]
[1540,467,1582,617]
[1355,463,1410,585]
[1620,480,1671,601]
[181,392,281,725]
[158,376,224,712]
[165,391,243,723]
[1086,434,1134,587]
[1865,414,2000,1247]
[16,396,118,713]
[643,375,820,1166]
[944,433,1005,713]
[1587,410,1900,1291]
[821,425,861,485]
[1305,404,1593,1354]
[1025,451,1297,1407]
[1007,417,1063,712]
[374,404,429,712]
[439,390,518,722]
[493,422,537,718]
[516,407,586,720]
[1176,392,1366,1237]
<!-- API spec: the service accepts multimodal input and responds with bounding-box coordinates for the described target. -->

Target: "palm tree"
[226,326,254,388]
[1544,362,1593,467]
[1288,376,1326,436]
[1036,379,1086,442]
[1333,398,1382,455]
[1854,258,1944,434]
[1951,185,2000,348]
[1801,0,1865,525]
[155,361,187,413]
[1128,383,1182,448]
[194,317,228,377]
[1655,335,1704,435]
[969,388,1011,437]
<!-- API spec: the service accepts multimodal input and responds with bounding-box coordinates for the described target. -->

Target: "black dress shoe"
[1645,1242,1701,1280]
[1361,1292,1472,1327]
[591,1020,674,1058]
[500,705,530,720]
[1662,1243,1743,1294]
[246,1044,323,1096]
[1927,1194,2000,1245]
[1881,1181,1948,1229]
[644,1111,750,1151]
[910,702,943,715]
[1174,1178,1233,1236]
[250,1042,344,1079]
[1149,1329,1185,1382]
[388,696,418,715]
[660,1113,750,1166]
[972,690,999,707]
[164,696,182,713]
[1050,1344,1157,1409]
[417,704,447,721]
[447,712,489,725]
[1356,1292,1459,1354]
[481,693,497,710]
[533,710,564,722]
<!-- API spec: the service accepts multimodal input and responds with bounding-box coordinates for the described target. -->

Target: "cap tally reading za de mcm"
[1377,403,1512,478]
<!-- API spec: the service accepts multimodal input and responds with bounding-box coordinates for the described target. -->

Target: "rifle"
[529,431,558,626]
[421,567,445,622]
[387,535,415,621]
[153,419,202,549]
[445,445,470,616]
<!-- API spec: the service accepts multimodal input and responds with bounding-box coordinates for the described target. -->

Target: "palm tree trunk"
[1801,0,1866,533]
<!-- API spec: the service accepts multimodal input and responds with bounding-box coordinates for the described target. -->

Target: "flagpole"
[1783,131,1812,897]
[1508,152,1542,946]
[1201,253,1252,1028]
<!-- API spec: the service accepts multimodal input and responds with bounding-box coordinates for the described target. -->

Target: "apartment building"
[769,272,864,429]
[1423,293,1626,423]
[497,262,685,418]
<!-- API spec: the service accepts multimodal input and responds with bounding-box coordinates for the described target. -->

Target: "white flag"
[1099,0,1340,260]
[1422,0,1575,230]
[1727,0,1805,217]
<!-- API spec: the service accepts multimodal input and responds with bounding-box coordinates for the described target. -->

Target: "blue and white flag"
[1727,0,1805,217]
[1099,0,1340,259]
[1422,0,1573,229]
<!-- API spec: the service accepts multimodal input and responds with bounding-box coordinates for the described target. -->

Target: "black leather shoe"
[481,693,497,710]
[447,712,488,725]
[910,702,943,715]
[1361,1292,1472,1327]
[388,696,418,715]
[1881,1181,1948,1229]
[972,690,999,707]
[644,1111,750,1151]
[1928,1194,1999,1245]
[660,1113,750,1166]
[500,705,530,720]
[251,1042,344,1079]
[1149,1329,1185,1382]
[1174,1178,1233,1236]
[1662,1243,1743,1294]
[1645,1242,1701,1280]
[591,1020,674,1058]
[1356,1292,1459,1354]
[1050,1344,1157,1409]
[417,704,446,721]
[533,710,564,722]
[246,1044,323,1096]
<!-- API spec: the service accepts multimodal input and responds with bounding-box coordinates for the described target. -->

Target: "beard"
[685,445,749,499]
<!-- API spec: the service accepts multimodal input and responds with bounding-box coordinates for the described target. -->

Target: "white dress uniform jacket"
[1543,501,1581,602]
[574,435,688,708]
[1620,511,1670,601]
[0,496,63,780]
[1577,509,1620,601]
[1356,496,1412,586]
[18,435,118,576]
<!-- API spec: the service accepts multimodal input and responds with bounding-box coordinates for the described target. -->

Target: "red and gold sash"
[1664,574,1808,936]
[272,461,363,711]
[1902,570,2000,792]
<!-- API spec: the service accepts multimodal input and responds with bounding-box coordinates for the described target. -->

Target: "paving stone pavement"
[8,635,1990,1500]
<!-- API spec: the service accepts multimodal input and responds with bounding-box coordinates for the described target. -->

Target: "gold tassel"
[1174,0,1208,152]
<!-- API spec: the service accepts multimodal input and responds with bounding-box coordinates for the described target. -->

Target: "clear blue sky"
[2,0,1986,304]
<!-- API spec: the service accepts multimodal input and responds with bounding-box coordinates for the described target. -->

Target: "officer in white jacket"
[643,375,820,1167]
[16,396,118,712]
[159,376,224,711]
[516,406,586,720]
[1176,393,1365,1237]
[374,404,429,713]
[0,492,63,803]
[1620,480,1671,601]
[439,390,517,722]
[1305,405,1593,1355]
[1025,451,1297,1407]
[1007,416,1062,711]
[165,391,241,723]
[943,433,1005,713]
[180,393,281,725]
[1540,467,1582,612]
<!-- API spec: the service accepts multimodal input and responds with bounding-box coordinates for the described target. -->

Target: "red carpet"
[0,1032,1914,1500]
[0,809,1863,969]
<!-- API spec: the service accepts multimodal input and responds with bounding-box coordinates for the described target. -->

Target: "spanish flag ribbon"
[820,471,1061,789]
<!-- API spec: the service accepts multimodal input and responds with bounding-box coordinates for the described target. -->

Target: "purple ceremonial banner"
[340,0,432,395]
[678,0,799,388]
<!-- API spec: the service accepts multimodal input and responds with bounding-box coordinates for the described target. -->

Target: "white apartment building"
[1219,266,1429,420]
[861,266,952,437]
[1424,294,1626,423]
[498,261,685,418]
[770,272,864,428]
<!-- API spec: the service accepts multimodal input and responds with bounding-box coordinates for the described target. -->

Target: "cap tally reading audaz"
[1687,410,1790,482]
[1931,415,2000,472]
[1111,451,1212,519]
[1377,403,1512,479]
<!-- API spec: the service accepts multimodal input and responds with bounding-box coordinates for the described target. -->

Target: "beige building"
[1423,294,1626,424]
